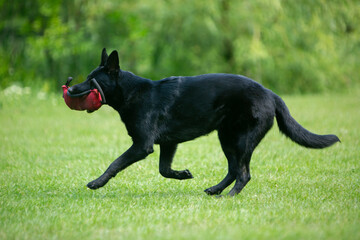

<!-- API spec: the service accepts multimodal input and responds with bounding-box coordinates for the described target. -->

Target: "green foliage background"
[1,0,359,93]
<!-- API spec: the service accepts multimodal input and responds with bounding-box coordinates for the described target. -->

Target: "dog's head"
[63,48,121,112]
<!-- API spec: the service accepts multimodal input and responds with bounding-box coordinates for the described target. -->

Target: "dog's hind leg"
[204,171,236,196]
[227,148,252,197]
[159,144,194,180]
[204,129,238,195]
[204,135,237,195]
[206,115,273,196]
[211,129,253,197]
[227,119,274,196]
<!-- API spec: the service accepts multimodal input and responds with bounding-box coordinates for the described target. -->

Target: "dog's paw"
[87,181,100,190]
[184,169,194,178]
[180,169,194,179]
[87,179,106,190]
[204,187,222,195]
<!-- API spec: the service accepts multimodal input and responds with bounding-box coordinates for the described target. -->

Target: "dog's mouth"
[66,78,106,104]
[62,77,106,112]
[67,88,92,98]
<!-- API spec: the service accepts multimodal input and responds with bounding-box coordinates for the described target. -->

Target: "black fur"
[68,49,340,196]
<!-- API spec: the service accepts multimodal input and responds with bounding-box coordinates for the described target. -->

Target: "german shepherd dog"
[67,49,340,196]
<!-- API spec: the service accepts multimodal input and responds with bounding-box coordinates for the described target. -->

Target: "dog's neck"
[106,70,153,112]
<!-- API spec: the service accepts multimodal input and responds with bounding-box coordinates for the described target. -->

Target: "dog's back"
[151,73,271,144]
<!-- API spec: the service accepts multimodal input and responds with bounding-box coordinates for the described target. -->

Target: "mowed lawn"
[0,89,359,240]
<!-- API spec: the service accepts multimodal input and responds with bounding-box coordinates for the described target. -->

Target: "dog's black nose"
[67,86,74,94]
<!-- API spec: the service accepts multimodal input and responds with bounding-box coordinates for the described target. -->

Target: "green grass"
[0,89,359,240]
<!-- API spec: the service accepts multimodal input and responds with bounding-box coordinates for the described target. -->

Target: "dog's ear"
[105,50,120,74]
[100,48,108,66]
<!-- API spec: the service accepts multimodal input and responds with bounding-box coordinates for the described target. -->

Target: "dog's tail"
[273,94,340,149]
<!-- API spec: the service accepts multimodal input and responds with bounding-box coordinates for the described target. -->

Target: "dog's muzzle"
[62,77,106,112]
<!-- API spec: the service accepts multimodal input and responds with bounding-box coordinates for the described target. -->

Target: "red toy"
[62,77,104,112]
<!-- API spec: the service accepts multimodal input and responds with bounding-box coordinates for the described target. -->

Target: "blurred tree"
[0,0,359,93]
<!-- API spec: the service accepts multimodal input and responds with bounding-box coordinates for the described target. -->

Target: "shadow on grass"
[77,187,210,200]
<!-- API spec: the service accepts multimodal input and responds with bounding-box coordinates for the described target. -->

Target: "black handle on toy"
[91,78,107,104]
[66,77,73,87]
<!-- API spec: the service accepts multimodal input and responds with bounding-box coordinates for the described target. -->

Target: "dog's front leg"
[159,144,194,180]
[87,143,154,190]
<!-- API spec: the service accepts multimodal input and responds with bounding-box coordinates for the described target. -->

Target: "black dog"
[68,48,340,196]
